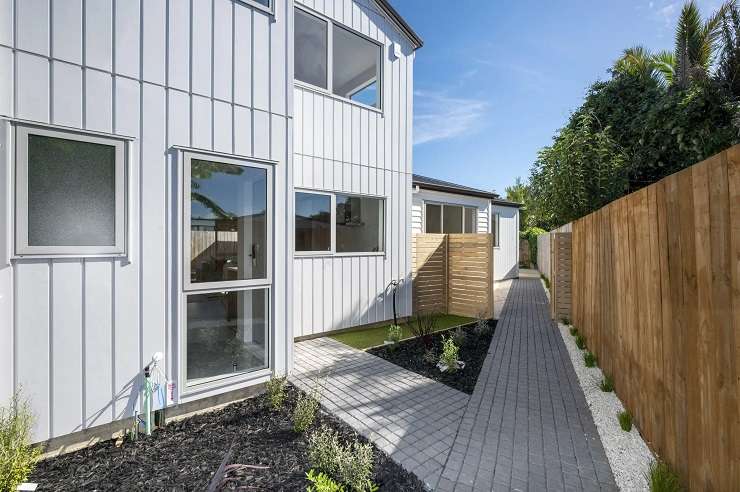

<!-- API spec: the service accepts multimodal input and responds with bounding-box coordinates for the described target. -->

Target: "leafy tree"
[504,177,531,229]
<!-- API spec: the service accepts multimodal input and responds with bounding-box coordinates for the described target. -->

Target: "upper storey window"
[294,7,382,109]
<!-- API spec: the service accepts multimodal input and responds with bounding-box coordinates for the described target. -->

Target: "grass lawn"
[330,314,475,350]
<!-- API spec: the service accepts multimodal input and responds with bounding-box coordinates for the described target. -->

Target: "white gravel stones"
[558,322,654,491]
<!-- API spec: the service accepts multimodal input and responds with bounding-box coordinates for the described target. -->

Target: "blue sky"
[391,0,723,197]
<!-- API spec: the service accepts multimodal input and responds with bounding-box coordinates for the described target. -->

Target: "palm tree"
[613,1,734,87]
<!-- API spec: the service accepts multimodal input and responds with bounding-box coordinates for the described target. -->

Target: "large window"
[183,152,272,387]
[15,125,127,256]
[294,7,382,109]
[425,203,478,234]
[295,192,331,252]
[295,191,385,254]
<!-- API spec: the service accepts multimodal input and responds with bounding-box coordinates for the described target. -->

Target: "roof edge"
[414,181,498,200]
[375,0,423,50]
[491,198,522,208]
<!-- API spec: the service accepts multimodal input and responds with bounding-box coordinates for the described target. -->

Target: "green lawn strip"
[330,314,475,350]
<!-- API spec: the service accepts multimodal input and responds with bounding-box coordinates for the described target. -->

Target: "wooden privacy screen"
[550,232,572,321]
[412,234,494,318]
[572,145,740,491]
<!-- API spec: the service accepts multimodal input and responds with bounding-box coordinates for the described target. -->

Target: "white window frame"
[294,5,384,112]
[239,0,274,16]
[14,124,128,257]
[424,201,478,234]
[182,150,273,292]
[293,189,386,257]
[179,149,275,393]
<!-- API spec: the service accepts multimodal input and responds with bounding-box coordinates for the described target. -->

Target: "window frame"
[493,212,501,248]
[14,124,128,257]
[424,201,479,234]
[238,0,274,16]
[293,5,384,112]
[182,150,274,292]
[293,189,386,257]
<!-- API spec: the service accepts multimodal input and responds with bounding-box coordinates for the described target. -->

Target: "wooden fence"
[571,145,740,490]
[550,232,572,321]
[412,234,494,318]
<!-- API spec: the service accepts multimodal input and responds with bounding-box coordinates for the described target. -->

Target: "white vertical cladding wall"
[292,0,414,337]
[492,204,520,280]
[0,0,292,442]
[410,189,491,235]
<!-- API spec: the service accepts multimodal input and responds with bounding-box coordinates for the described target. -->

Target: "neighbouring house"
[0,0,421,446]
[411,174,521,280]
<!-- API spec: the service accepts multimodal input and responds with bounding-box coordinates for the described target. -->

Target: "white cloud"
[413,90,488,145]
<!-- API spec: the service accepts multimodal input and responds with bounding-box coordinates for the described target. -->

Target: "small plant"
[386,324,402,344]
[308,425,377,492]
[266,374,287,410]
[474,311,490,336]
[561,317,570,326]
[410,311,438,349]
[439,335,460,372]
[584,351,597,368]
[451,326,467,346]
[307,469,346,492]
[541,274,550,290]
[293,379,322,433]
[618,410,632,431]
[422,348,438,364]
[569,326,578,336]
[0,392,42,492]
[599,375,614,392]
[646,459,683,492]
[575,333,586,350]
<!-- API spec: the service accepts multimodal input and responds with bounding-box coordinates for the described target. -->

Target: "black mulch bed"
[31,385,425,491]
[367,321,496,394]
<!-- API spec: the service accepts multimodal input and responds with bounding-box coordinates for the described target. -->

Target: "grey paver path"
[292,337,470,489]
[438,278,617,492]
[293,277,617,491]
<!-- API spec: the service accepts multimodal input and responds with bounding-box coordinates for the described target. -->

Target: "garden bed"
[30,385,424,491]
[367,321,495,394]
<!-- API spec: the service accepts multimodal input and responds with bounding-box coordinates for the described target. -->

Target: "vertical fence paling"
[570,145,740,491]
[549,232,572,321]
[412,234,494,318]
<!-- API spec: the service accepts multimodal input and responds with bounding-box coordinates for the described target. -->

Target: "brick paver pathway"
[438,278,616,491]
[293,278,617,491]
[292,337,469,489]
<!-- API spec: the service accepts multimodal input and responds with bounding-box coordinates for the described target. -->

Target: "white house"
[0,0,421,446]
[411,174,521,280]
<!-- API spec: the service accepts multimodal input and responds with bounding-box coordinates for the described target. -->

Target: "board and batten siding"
[0,0,292,442]
[411,189,491,235]
[292,0,414,337]
[492,204,520,280]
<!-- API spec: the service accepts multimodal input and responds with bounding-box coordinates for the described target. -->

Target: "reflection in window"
[443,205,463,233]
[336,194,384,253]
[464,207,477,233]
[333,24,380,107]
[425,204,441,233]
[186,289,268,383]
[295,9,328,89]
[295,192,331,252]
[190,159,267,283]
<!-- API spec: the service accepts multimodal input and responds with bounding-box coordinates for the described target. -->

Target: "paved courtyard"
[293,277,617,491]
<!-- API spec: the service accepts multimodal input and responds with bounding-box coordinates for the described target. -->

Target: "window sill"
[236,0,274,16]
[294,251,386,258]
[180,367,272,401]
[12,252,128,260]
[294,81,384,115]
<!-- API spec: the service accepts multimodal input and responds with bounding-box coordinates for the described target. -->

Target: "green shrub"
[575,334,586,350]
[474,312,490,336]
[266,375,287,411]
[307,469,345,492]
[541,274,551,290]
[422,348,438,364]
[646,459,683,492]
[307,425,377,492]
[0,392,42,492]
[599,375,614,392]
[569,326,578,336]
[451,327,467,347]
[561,317,570,326]
[439,335,460,372]
[386,325,402,344]
[584,351,597,368]
[293,381,322,433]
[618,410,632,431]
